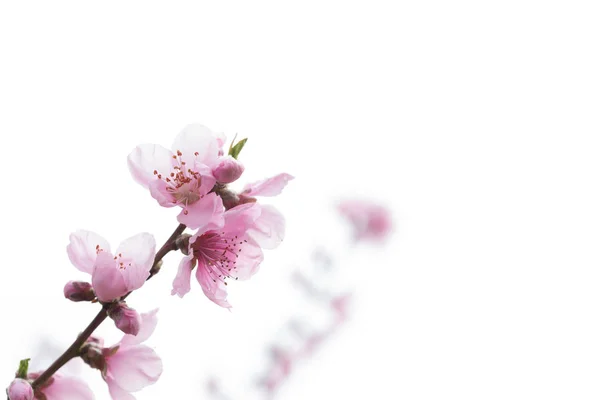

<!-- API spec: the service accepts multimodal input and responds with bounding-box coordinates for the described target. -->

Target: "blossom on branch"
[66,230,156,302]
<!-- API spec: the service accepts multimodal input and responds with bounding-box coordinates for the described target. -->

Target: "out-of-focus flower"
[7,378,33,400]
[127,124,226,229]
[66,230,156,302]
[108,302,142,336]
[337,199,392,242]
[171,203,265,307]
[26,373,94,400]
[63,281,95,302]
[212,156,245,184]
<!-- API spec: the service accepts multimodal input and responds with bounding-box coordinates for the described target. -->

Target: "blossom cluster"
[7,124,292,400]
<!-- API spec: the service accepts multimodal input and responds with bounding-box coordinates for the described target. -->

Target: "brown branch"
[31,223,186,390]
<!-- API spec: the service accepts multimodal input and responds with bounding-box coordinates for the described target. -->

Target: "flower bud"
[7,378,33,400]
[212,156,245,184]
[63,281,95,302]
[108,302,142,336]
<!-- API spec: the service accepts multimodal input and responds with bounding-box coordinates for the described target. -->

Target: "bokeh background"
[1,1,599,399]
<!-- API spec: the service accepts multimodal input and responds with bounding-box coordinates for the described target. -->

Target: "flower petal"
[92,251,128,302]
[106,378,135,400]
[222,203,261,233]
[177,193,225,230]
[242,173,294,197]
[67,230,110,274]
[229,234,264,280]
[107,345,163,392]
[127,143,175,188]
[196,261,231,308]
[43,374,95,400]
[171,256,194,298]
[148,179,176,207]
[120,309,159,347]
[171,124,220,168]
[115,233,156,292]
[247,205,286,249]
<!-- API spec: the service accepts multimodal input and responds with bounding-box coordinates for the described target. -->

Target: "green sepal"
[16,358,30,379]
[228,138,248,160]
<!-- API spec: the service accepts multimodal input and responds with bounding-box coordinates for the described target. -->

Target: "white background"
[1,1,600,399]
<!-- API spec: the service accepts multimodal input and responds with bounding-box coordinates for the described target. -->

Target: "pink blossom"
[67,230,156,302]
[171,204,265,307]
[104,309,162,399]
[7,378,33,400]
[337,199,392,242]
[26,373,94,400]
[127,124,226,229]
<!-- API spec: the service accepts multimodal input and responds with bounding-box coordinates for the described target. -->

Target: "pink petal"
[120,309,159,347]
[196,261,232,308]
[242,173,294,197]
[171,256,194,298]
[67,230,110,274]
[42,374,95,400]
[148,179,176,207]
[115,233,156,292]
[171,124,220,168]
[106,379,135,400]
[92,251,128,302]
[247,205,286,249]
[107,345,162,392]
[177,193,225,230]
[222,203,261,232]
[127,143,175,188]
[229,235,264,280]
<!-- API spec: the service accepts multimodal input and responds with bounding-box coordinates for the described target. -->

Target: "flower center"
[191,231,248,284]
[153,150,204,209]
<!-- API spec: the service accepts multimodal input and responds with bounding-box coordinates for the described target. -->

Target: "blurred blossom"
[337,199,392,242]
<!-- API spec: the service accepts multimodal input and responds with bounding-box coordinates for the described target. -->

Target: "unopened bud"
[108,302,142,336]
[63,281,95,302]
[7,378,33,400]
[212,156,245,184]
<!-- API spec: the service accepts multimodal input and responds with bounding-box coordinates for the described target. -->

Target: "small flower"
[104,310,162,399]
[171,204,265,308]
[67,230,156,302]
[81,310,162,399]
[26,373,94,400]
[7,378,33,400]
[63,281,95,302]
[212,156,245,184]
[337,199,392,242]
[127,124,226,229]
[108,302,142,336]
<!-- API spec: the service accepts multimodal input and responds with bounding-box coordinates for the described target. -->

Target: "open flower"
[171,203,265,307]
[103,309,162,400]
[128,124,226,229]
[25,373,94,400]
[67,230,156,302]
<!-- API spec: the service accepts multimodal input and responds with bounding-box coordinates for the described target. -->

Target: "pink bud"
[212,156,245,183]
[108,302,142,336]
[63,280,95,302]
[7,378,33,400]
